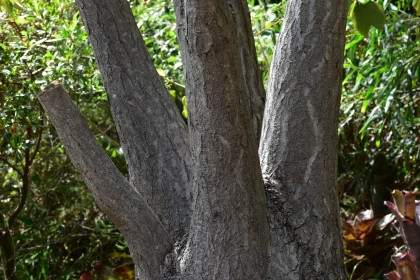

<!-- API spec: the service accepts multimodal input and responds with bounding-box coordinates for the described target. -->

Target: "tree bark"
[74,0,192,239]
[39,83,172,279]
[38,0,349,279]
[173,0,269,278]
[227,0,266,141]
[259,0,348,279]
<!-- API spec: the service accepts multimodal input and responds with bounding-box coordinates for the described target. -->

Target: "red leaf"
[80,272,95,280]
[384,271,401,280]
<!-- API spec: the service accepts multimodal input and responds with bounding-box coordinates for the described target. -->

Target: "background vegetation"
[0,0,418,279]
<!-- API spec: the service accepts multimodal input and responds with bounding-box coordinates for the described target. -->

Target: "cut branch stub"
[38,82,171,279]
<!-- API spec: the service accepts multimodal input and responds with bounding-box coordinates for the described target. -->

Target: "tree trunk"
[38,0,348,279]
[259,0,348,278]
[172,0,269,278]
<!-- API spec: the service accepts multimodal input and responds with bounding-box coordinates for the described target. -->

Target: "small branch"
[38,82,172,278]
[81,113,120,148]
[75,0,192,240]
[253,18,283,36]
[0,157,23,178]
[7,140,30,229]
[28,118,43,166]
[256,36,270,76]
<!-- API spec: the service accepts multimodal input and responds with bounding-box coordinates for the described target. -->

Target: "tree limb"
[75,0,192,238]
[173,1,269,278]
[259,0,348,278]
[7,134,30,229]
[227,0,266,141]
[38,83,172,279]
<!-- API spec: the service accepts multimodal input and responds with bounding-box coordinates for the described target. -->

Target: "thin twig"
[253,18,283,37]
[256,36,270,75]
[81,113,120,148]
[7,127,31,229]
[0,156,23,177]
[28,119,43,166]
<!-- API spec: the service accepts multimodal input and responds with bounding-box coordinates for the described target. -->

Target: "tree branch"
[228,0,266,141]
[259,0,348,278]
[74,0,192,238]
[38,83,172,279]
[0,157,23,178]
[173,1,269,278]
[7,133,30,229]
[28,118,43,166]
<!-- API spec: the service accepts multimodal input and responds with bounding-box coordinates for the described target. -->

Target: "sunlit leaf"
[366,1,385,30]
[351,2,371,36]
[182,96,188,119]
[0,0,14,14]
[350,1,385,36]
[156,68,165,77]
[413,0,420,16]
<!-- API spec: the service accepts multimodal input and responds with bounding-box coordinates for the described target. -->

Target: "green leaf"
[345,34,364,50]
[350,1,385,37]
[14,16,27,24]
[169,90,176,100]
[0,0,14,14]
[414,0,420,16]
[351,2,371,36]
[181,96,188,119]
[365,1,385,30]
[31,173,41,187]
[156,68,165,77]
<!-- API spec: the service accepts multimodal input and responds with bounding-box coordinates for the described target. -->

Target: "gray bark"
[173,0,269,278]
[39,0,349,279]
[74,0,192,239]
[38,83,171,279]
[227,0,266,141]
[259,0,348,279]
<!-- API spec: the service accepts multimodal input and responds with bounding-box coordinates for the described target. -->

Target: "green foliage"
[350,1,386,36]
[341,0,420,277]
[249,1,285,85]
[415,0,420,14]
[340,0,420,203]
[0,0,22,14]
[0,0,127,278]
[349,0,420,36]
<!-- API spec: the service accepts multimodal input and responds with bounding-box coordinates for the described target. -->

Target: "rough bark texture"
[259,0,348,279]
[227,0,266,141]
[173,0,269,278]
[38,0,350,279]
[38,83,172,279]
[74,0,192,239]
